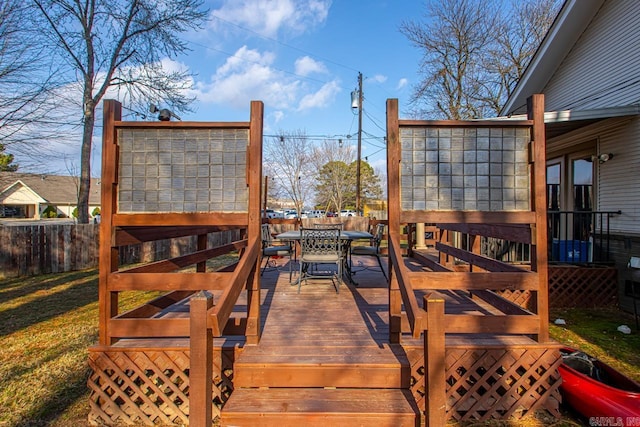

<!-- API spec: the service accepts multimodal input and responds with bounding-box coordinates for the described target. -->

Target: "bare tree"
[263,130,316,213]
[400,0,496,119]
[0,1,59,152]
[479,0,561,114]
[30,0,208,222]
[401,0,560,119]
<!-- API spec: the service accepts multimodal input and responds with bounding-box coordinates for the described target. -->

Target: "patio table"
[275,230,373,285]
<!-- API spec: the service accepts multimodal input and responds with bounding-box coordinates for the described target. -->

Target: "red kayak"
[559,347,640,420]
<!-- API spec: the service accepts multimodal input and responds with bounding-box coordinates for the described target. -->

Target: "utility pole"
[355,72,363,216]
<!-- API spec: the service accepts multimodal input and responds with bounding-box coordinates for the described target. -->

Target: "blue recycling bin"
[553,240,590,262]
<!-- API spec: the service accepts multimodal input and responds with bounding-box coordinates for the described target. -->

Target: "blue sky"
[172,0,425,173]
[15,0,426,175]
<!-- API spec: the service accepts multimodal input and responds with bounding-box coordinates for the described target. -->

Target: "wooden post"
[247,100,264,344]
[528,94,549,342]
[386,99,402,343]
[196,234,207,273]
[190,291,213,427]
[424,294,446,427]
[99,100,121,345]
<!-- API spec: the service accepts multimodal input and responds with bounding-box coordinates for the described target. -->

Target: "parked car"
[284,210,298,219]
[262,209,283,219]
[326,212,337,217]
[306,210,326,218]
[339,209,357,217]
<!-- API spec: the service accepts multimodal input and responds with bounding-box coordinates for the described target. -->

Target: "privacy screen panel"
[400,126,530,211]
[117,128,249,213]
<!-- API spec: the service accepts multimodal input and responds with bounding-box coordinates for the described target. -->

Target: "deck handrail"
[210,236,260,335]
[388,230,426,338]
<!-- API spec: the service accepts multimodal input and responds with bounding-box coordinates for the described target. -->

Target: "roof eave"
[500,0,605,116]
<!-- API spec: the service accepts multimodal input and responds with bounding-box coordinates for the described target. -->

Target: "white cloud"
[396,78,408,89]
[297,80,341,111]
[193,46,339,114]
[270,110,285,123]
[194,46,299,109]
[367,74,387,84]
[294,56,328,76]
[211,0,331,38]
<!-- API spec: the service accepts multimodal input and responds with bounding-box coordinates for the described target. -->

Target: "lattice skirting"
[497,266,618,310]
[548,265,617,308]
[405,345,562,422]
[87,345,235,425]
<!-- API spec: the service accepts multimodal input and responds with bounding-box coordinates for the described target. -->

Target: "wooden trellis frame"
[89,100,264,424]
[386,94,561,424]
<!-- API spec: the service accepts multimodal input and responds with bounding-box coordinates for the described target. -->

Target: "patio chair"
[261,223,293,280]
[350,223,388,280]
[312,222,344,230]
[298,227,343,293]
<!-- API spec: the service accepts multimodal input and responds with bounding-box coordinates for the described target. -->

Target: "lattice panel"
[497,290,536,312]
[549,266,617,308]
[88,347,235,425]
[406,345,562,422]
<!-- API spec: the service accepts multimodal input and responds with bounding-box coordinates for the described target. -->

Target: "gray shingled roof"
[0,172,101,205]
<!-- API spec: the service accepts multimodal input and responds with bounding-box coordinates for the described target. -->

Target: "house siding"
[597,117,640,235]
[543,0,640,111]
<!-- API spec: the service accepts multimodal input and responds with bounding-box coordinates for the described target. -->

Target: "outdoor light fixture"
[592,153,614,164]
[149,103,181,121]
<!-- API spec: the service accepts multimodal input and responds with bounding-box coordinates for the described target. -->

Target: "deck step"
[221,388,419,427]
[233,344,410,388]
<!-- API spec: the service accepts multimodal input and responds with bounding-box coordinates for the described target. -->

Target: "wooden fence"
[0,224,240,279]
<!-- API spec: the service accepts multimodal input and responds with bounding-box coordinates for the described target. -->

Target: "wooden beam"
[411,251,453,272]
[116,291,194,318]
[471,290,533,315]
[436,223,533,244]
[118,240,247,274]
[528,93,550,343]
[407,271,538,290]
[114,121,249,129]
[99,99,121,345]
[398,119,533,127]
[109,272,232,291]
[108,318,190,337]
[443,314,540,334]
[112,212,248,227]
[210,240,260,336]
[189,291,213,427]
[115,226,237,245]
[389,234,425,338]
[386,99,403,343]
[401,210,535,224]
[435,242,529,273]
[246,100,264,345]
[424,295,446,427]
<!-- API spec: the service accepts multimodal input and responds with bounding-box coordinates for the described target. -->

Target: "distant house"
[0,172,101,219]
[500,0,640,311]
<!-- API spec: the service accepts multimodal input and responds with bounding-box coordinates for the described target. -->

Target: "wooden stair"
[221,343,419,426]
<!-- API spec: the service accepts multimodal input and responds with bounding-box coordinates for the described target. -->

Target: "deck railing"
[548,210,621,264]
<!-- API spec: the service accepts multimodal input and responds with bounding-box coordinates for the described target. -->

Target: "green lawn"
[0,268,637,426]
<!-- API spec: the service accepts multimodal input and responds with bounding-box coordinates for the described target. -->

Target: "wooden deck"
[88,96,563,426]
[221,255,550,426]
